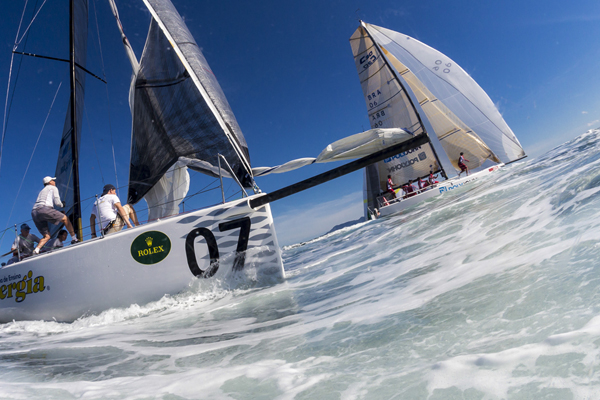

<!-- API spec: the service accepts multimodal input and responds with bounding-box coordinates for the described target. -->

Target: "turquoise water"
[2,130,600,399]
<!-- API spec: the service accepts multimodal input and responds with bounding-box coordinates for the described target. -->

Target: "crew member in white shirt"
[90,184,139,238]
[42,229,68,252]
[31,176,78,254]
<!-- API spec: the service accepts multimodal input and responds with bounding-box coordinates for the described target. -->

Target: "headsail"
[127,0,252,204]
[379,45,500,171]
[52,0,88,237]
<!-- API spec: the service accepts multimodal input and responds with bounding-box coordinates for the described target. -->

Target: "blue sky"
[1,0,600,247]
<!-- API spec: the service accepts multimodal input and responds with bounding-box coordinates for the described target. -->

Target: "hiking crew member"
[386,175,397,199]
[429,171,439,186]
[7,223,41,264]
[90,184,139,238]
[31,176,78,254]
[403,180,416,198]
[458,152,470,177]
[42,229,68,252]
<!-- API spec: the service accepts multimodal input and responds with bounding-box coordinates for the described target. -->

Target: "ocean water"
[2,130,600,399]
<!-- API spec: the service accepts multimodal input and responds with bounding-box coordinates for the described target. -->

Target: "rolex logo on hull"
[131,231,171,265]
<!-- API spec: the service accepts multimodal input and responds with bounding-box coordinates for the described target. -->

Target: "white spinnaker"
[380,45,500,171]
[252,128,414,177]
[363,22,525,162]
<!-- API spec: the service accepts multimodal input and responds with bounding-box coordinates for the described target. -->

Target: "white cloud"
[582,111,588,114]
[274,191,363,246]
[587,119,600,127]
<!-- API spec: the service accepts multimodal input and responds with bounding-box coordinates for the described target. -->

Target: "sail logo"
[433,60,452,74]
[387,151,428,173]
[0,270,45,303]
[384,146,422,163]
[130,231,171,265]
[359,51,377,69]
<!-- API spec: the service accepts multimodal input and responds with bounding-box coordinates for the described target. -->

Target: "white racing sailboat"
[350,22,527,218]
[0,3,425,322]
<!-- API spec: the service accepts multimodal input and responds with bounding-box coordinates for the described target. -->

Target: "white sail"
[143,160,190,221]
[252,128,413,177]
[380,45,500,171]
[361,22,525,163]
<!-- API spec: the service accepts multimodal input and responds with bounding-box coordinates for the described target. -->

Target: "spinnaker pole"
[249,134,430,209]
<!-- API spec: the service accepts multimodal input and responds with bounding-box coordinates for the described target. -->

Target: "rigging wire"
[92,0,120,197]
[1,82,63,249]
[0,0,33,176]
[13,0,49,48]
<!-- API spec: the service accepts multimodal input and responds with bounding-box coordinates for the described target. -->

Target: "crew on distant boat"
[429,168,439,186]
[31,176,79,254]
[90,184,140,238]
[386,175,397,199]
[457,152,470,177]
[42,229,68,252]
[7,223,41,264]
[403,180,416,198]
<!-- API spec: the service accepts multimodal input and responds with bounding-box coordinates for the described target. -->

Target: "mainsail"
[127,0,252,205]
[350,23,443,214]
[53,0,88,237]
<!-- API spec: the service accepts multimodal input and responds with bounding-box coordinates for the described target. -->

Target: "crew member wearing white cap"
[7,223,41,264]
[31,176,78,254]
[90,184,139,238]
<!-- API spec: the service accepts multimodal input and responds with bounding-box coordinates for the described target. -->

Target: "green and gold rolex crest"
[130,231,171,265]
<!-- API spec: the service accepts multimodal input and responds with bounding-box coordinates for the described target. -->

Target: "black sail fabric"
[53,0,88,234]
[128,0,251,204]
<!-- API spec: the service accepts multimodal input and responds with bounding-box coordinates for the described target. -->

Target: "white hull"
[378,165,502,217]
[0,194,284,322]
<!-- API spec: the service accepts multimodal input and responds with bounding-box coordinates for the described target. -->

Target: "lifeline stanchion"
[95,195,104,238]
[14,224,20,261]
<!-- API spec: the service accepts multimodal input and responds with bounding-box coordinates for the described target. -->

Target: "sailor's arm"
[115,203,134,229]
[52,186,64,208]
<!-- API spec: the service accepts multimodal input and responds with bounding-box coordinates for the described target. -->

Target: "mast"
[360,21,448,179]
[69,0,82,240]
